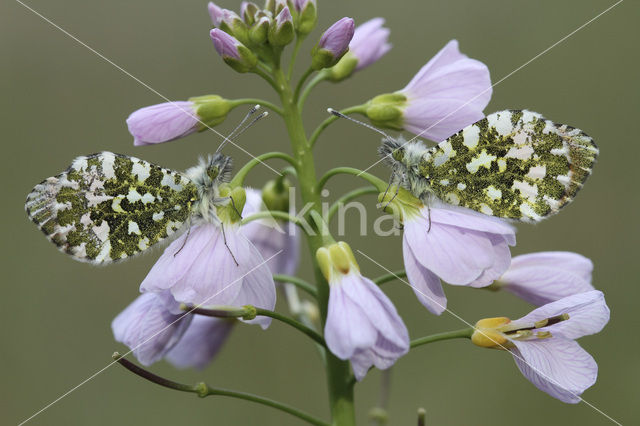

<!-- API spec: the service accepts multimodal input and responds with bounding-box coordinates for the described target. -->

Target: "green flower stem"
[113,353,329,426]
[254,307,327,348]
[317,167,388,193]
[410,328,474,349]
[373,270,407,286]
[273,274,318,298]
[273,65,356,426]
[288,36,306,80]
[252,67,280,92]
[230,151,297,187]
[308,105,366,148]
[326,186,378,222]
[298,71,328,110]
[187,305,327,348]
[240,210,305,229]
[293,67,315,104]
[232,98,284,116]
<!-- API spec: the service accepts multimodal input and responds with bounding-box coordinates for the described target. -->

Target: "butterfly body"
[380,110,598,222]
[25,151,232,264]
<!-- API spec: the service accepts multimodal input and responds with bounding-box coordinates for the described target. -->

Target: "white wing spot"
[132,161,151,182]
[128,221,142,235]
[465,150,496,174]
[462,125,481,149]
[487,111,513,136]
[486,186,502,201]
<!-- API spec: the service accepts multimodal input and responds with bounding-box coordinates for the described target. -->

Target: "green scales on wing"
[25,152,199,263]
[381,110,598,222]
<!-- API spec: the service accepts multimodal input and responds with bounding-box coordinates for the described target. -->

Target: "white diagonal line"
[17,249,283,426]
[358,0,623,176]
[356,250,622,426]
[15,0,282,177]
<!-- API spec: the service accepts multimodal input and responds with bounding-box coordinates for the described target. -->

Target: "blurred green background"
[2,0,638,424]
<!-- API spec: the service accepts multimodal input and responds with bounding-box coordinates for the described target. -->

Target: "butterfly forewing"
[25,152,199,263]
[421,110,598,221]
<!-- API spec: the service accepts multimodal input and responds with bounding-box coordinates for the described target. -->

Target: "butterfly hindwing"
[419,110,598,221]
[25,152,199,263]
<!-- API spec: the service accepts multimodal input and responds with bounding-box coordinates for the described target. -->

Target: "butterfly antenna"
[216,105,265,153]
[220,110,269,151]
[327,108,399,142]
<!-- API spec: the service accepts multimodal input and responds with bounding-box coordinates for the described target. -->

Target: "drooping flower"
[471,290,609,403]
[111,291,192,366]
[382,188,515,315]
[329,18,391,81]
[492,252,595,306]
[241,187,300,276]
[311,17,355,70]
[127,95,232,146]
[165,315,235,369]
[364,39,492,141]
[210,28,258,73]
[140,222,276,330]
[318,242,409,380]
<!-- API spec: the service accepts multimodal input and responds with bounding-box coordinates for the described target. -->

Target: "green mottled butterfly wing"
[419,110,598,221]
[25,152,199,263]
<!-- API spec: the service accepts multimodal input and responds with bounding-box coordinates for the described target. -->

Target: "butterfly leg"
[173,217,193,257]
[382,173,403,211]
[381,168,398,203]
[426,204,432,233]
[221,222,240,266]
[212,196,243,219]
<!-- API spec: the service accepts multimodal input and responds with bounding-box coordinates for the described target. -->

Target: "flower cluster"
[105,1,610,421]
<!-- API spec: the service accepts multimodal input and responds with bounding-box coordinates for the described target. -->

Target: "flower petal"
[517,291,609,339]
[229,234,277,329]
[141,225,243,306]
[325,277,377,359]
[501,252,594,306]
[403,236,447,314]
[404,216,507,285]
[403,98,486,142]
[111,291,192,366]
[126,102,199,146]
[511,338,597,403]
[165,316,235,369]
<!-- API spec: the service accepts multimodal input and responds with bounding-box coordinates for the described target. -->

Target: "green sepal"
[261,178,292,212]
[326,52,358,82]
[219,18,251,47]
[295,1,317,35]
[311,47,347,71]
[249,17,270,45]
[225,45,258,73]
[190,95,233,129]
[364,92,408,130]
[268,17,295,47]
[216,185,247,224]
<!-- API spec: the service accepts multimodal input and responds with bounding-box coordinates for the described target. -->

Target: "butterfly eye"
[207,166,220,181]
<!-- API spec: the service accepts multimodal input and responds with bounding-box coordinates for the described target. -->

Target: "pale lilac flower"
[112,291,192,366]
[399,39,492,141]
[241,188,300,276]
[472,291,609,403]
[210,28,244,60]
[208,2,224,26]
[497,252,595,306]
[311,17,355,70]
[385,191,515,315]
[350,18,391,71]
[140,223,276,330]
[318,242,409,380]
[268,6,294,46]
[126,101,199,146]
[165,315,235,369]
[210,28,257,72]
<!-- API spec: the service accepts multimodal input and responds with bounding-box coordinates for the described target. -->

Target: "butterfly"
[378,110,598,222]
[25,151,234,264]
